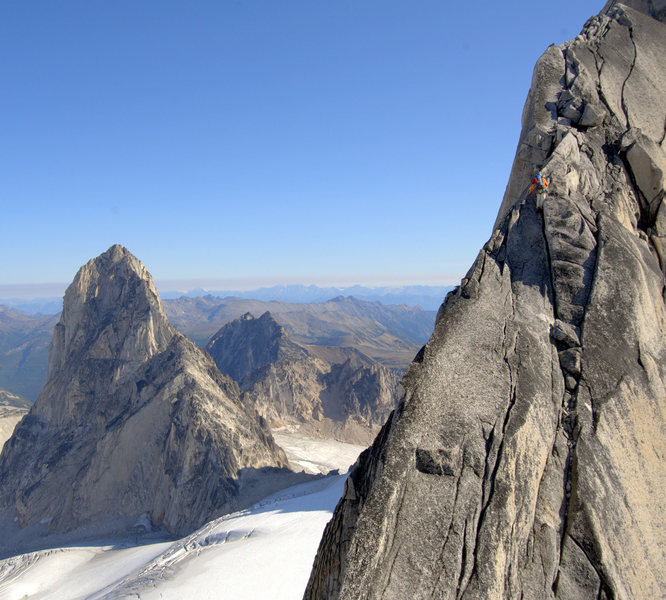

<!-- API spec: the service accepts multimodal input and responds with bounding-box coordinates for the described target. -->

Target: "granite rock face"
[305,3,665,599]
[207,312,399,443]
[0,245,287,537]
[206,311,310,383]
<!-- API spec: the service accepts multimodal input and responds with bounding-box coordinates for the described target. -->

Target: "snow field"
[0,542,172,600]
[0,432,363,599]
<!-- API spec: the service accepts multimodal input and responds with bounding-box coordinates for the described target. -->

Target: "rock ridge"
[206,311,309,383]
[304,4,665,599]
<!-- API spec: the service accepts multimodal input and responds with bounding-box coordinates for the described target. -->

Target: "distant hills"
[160,284,453,310]
[0,290,441,401]
[0,307,58,400]
[163,295,435,369]
[161,285,453,310]
[1,284,453,315]
[0,298,63,315]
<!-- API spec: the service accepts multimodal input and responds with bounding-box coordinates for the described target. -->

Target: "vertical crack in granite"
[463,296,519,597]
[619,23,637,129]
[304,4,666,598]
[431,457,466,598]
[378,481,409,599]
[455,519,470,599]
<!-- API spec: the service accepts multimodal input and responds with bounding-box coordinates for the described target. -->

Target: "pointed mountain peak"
[256,311,286,330]
[305,5,666,598]
[67,244,158,307]
[49,246,175,382]
[102,243,131,260]
[0,248,289,540]
[206,311,307,383]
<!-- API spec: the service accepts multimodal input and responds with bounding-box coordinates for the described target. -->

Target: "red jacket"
[529,175,549,195]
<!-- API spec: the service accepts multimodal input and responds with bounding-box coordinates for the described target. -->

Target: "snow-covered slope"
[113,475,347,599]
[0,434,362,600]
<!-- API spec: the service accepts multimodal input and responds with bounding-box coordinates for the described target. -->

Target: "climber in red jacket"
[529,171,549,195]
[529,171,549,211]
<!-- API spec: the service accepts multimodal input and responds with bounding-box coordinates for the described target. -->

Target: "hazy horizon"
[0,278,456,301]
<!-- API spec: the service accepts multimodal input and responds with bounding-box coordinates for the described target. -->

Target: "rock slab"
[304,3,666,599]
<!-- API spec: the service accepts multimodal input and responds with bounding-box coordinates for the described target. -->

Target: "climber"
[529,171,549,211]
[529,171,549,195]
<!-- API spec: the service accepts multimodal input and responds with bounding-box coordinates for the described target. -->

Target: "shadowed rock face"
[305,4,665,600]
[206,311,309,383]
[207,312,400,443]
[0,245,287,537]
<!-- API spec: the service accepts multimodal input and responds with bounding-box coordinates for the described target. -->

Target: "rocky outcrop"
[0,245,288,539]
[319,357,398,428]
[206,311,309,382]
[305,3,665,599]
[207,312,400,443]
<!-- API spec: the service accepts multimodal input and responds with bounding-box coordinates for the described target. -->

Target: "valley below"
[0,431,364,600]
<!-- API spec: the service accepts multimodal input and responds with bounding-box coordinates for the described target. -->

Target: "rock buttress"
[304,4,665,599]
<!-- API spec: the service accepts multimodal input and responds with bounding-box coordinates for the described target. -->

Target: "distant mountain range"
[0,293,436,401]
[160,284,452,310]
[0,284,453,315]
[163,295,435,369]
[0,298,64,315]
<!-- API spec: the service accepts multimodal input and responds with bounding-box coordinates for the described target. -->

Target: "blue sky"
[1,0,604,294]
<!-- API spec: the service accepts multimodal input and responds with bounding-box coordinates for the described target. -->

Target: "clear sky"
[1,0,604,295]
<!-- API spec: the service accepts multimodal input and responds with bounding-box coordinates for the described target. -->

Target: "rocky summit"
[305,2,665,599]
[206,311,309,383]
[207,311,399,444]
[0,245,288,541]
